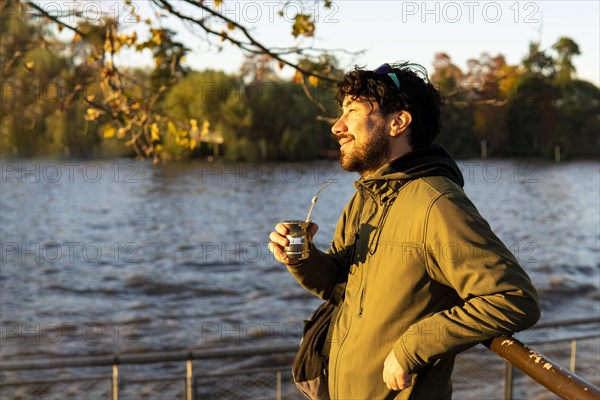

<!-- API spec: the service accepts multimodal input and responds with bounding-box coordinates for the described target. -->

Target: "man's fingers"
[269,231,288,247]
[308,222,319,238]
[275,223,288,235]
[268,242,284,259]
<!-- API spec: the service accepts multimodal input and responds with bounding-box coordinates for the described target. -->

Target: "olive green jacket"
[287,145,540,399]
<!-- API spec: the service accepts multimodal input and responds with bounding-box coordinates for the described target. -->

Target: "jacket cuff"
[394,338,423,375]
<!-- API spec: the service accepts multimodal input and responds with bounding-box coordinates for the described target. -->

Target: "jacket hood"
[357,144,465,195]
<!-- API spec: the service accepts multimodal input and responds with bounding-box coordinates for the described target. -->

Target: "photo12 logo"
[1,161,140,184]
[198,1,340,25]
[1,322,138,344]
[2,1,143,25]
[400,1,540,24]
[1,242,141,264]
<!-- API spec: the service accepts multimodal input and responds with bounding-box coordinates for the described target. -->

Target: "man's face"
[331,96,391,176]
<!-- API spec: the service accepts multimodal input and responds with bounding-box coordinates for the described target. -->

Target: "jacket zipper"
[358,286,366,318]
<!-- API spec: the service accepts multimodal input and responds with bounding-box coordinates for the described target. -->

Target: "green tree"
[553,37,581,85]
[555,79,600,157]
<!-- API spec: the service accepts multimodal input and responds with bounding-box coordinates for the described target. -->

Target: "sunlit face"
[331,96,391,176]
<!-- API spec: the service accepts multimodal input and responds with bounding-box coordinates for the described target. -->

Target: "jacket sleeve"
[286,194,356,301]
[393,190,541,374]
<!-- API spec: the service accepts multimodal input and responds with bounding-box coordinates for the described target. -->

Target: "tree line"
[1,0,598,162]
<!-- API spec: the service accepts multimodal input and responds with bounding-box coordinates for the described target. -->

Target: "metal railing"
[1,317,598,399]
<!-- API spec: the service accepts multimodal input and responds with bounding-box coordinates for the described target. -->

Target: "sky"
[117,0,599,85]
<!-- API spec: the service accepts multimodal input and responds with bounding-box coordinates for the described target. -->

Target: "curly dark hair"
[335,62,442,150]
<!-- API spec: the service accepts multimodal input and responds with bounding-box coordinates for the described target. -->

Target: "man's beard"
[339,123,390,175]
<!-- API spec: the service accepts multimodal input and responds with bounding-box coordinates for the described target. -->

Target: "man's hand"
[268,223,318,265]
[383,349,413,392]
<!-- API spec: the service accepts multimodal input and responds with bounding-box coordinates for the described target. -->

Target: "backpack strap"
[322,277,347,357]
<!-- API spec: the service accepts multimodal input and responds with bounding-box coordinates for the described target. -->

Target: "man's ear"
[390,111,412,137]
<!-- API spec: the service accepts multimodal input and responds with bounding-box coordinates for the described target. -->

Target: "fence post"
[570,340,577,372]
[111,363,119,400]
[186,358,193,400]
[276,370,282,400]
[503,361,513,400]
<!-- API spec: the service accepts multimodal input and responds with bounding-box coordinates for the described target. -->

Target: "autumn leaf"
[151,123,160,142]
[201,120,210,139]
[25,61,35,70]
[292,14,315,38]
[103,38,113,53]
[308,76,320,87]
[214,0,223,7]
[189,138,198,150]
[167,121,178,136]
[102,125,116,138]
[292,71,303,84]
[85,108,103,121]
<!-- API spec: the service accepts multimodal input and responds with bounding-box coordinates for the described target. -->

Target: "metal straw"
[305,180,334,223]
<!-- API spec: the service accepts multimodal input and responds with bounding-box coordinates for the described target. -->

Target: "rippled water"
[1,159,598,361]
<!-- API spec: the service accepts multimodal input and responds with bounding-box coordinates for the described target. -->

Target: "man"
[268,63,540,399]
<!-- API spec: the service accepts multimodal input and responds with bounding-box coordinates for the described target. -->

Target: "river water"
[0,159,598,362]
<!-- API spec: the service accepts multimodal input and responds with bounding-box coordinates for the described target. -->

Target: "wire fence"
[1,319,598,400]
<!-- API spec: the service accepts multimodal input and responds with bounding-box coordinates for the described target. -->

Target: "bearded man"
[269,63,540,400]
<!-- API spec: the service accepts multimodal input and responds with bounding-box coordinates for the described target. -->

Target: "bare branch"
[25,0,85,36]
[153,0,337,82]
[300,76,327,113]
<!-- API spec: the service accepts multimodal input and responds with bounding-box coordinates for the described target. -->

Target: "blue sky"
[119,1,599,85]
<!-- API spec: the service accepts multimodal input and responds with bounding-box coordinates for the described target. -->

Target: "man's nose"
[331,117,347,136]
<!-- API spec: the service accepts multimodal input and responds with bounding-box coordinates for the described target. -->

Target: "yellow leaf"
[154,144,163,153]
[190,119,198,129]
[102,125,116,139]
[308,76,320,87]
[85,108,102,121]
[25,61,35,70]
[151,123,160,142]
[201,120,210,138]
[214,0,223,6]
[117,128,127,139]
[189,138,197,150]
[167,121,177,136]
